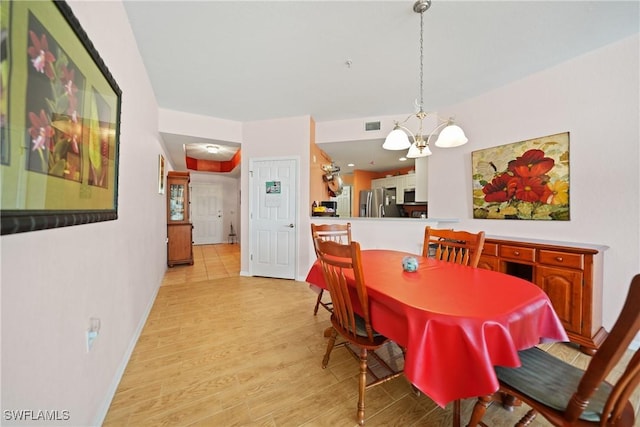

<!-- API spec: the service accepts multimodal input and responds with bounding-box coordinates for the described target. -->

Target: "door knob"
[287,224,295,228]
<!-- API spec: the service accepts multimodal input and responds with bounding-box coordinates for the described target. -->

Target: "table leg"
[453,399,461,427]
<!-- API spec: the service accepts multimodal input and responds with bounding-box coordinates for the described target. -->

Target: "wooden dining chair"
[422,226,486,268]
[310,222,352,315]
[421,226,485,424]
[467,273,640,427]
[315,239,403,426]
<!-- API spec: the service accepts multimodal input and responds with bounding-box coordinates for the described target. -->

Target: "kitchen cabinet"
[371,174,418,205]
[405,174,416,190]
[478,237,607,354]
[166,171,193,267]
[372,176,393,189]
[396,176,406,204]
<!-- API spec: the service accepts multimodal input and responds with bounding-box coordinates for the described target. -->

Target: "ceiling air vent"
[365,121,381,131]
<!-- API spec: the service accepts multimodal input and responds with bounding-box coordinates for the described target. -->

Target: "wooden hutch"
[478,236,608,355]
[166,171,193,267]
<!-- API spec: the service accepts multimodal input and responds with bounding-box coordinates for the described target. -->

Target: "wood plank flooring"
[104,244,639,426]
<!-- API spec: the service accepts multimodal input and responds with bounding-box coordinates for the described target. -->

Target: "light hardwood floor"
[104,244,639,426]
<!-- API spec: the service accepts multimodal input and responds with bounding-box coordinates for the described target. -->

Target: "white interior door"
[331,185,351,217]
[191,183,224,245]
[249,158,297,279]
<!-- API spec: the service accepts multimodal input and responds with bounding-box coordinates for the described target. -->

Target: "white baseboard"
[92,285,160,426]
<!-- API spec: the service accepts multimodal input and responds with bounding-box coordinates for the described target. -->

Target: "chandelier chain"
[382,0,467,155]
[419,10,424,112]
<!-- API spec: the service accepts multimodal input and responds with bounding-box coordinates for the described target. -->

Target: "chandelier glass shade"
[407,139,432,158]
[382,126,412,150]
[434,123,468,147]
[383,0,468,158]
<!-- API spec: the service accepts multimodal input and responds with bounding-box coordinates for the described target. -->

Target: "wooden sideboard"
[478,236,608,354]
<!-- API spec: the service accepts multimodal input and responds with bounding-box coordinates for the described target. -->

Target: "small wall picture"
[472,132,570,220]
[266,181,281,194]
[158,154,165,194]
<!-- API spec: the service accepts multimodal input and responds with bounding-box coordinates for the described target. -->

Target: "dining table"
[305,249,569,414]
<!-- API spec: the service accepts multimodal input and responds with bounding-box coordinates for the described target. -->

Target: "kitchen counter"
[306,216,459,255]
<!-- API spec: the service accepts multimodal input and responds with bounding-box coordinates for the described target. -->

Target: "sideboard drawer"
[539,249,584,269]
[481,242,498,257]
[500,245,535,262]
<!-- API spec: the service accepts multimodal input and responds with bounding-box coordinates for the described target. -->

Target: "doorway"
[331,185,351,217]
[249,158,298,279]
[191,183,224,245]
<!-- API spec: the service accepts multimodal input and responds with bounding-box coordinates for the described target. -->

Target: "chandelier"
[383,0,468,158]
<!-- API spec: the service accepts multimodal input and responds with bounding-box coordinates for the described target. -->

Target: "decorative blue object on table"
[402,256,419,272]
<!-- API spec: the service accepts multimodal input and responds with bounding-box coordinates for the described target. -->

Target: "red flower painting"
[472,134,570,220]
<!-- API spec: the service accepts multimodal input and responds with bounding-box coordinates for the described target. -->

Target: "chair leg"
[501,393,521,411]
[466,395,492,427]
[322,328,338,368]
[357,347,368,426]
[313,289,324,315]
[411,384,421,396]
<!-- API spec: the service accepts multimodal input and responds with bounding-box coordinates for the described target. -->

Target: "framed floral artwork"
[472,132,570,220]
[1,0,122,235]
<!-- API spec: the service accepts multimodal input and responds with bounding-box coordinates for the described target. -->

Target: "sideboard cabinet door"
[535,265,583,335]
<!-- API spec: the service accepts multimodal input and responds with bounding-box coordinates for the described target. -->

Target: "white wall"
[1,2,167,425]
[240,116,313,279]
[428,35,640,330]
[158,108,242,144]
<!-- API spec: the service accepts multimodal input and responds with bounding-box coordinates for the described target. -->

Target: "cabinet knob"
[556,256,563,262]
[513,251,520,256]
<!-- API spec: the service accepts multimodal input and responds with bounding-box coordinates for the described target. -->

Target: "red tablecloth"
[305,249,568,407]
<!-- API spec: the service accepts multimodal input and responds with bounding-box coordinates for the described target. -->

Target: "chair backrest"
[311,222,352,258]
[564,274,640,425]
[422,226,486,268]
[314,239,375,342]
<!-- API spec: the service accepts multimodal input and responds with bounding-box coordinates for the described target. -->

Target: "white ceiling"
[123,0,639,173]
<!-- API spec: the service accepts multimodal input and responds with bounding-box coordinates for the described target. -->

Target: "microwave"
[404,189,416,203]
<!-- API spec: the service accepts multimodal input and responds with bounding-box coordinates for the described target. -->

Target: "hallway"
[161,243,241,286]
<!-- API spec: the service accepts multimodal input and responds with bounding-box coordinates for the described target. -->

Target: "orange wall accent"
[185,149,241,173]
[352,170,378,217]
[309,119,331,208]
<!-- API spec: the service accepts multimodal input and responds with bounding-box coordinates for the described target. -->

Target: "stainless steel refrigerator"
[359,188,401,217]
